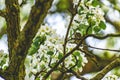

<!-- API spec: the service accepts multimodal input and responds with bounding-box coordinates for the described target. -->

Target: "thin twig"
[62,0,81,74]
[87,45,120,52]
[63,13,75,69]
[48,57,53,68]
[67,69,88,80]
[63,0,81,55]
[44,0,82,79]
[44,33,120,79]
[69,54,78,69]
[63,14,75,54]
[34,69,46,79]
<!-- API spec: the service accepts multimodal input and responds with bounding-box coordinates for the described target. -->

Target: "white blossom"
[73,0,79,7]
[23,0,106,78]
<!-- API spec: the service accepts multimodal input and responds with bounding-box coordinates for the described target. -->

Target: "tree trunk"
[0,0,53,80]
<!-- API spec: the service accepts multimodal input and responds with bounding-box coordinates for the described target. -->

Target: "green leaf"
[33,36,41,46]
[79,55,82,62]
[99,21,106,29]
[40,55,45,61]
[33,65,37,69]
[77,60,82,67]
[41,64,45,69]
[88,18,96,26]
[4,55,8,58]
[78,6,84,15]
[70,30,73,38]
[56,0,70,12]
[0,60,6,66]
[94,26,101,32]
[73,51,80,56]
[77,56,82,67]
[33,35,46,46]
[86,13,94,18]
[3,65,7,70]
[92,0,99,7]
[87,27,93,34]
[29,72,33,77]
[40,35,46,45]
[58,53,63,59]
[51,63,56,67]
[28,35,46,55]
[35,78,40,80]
[79,6,84,11]
[34,36,41,41]
[79,24,88,30]
[29,45,38,55]
[81,30,86,36]
[47,51,54,55]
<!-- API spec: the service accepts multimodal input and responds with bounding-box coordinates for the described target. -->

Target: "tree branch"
[60,0,81,74]
[5,0,54,79]
[34,69,46,79]
[90,57,120,80]
[62,2,78,70]
[68,69,88,80]
[5,0,20,60]
[86,45,120,52]
[63,0,81,54]
[18,0,53,55]
[44,33,120,79]
[84,34,120,40]
[63,14,75,54]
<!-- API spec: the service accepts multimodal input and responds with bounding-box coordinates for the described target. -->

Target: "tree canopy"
[0,0,120,80]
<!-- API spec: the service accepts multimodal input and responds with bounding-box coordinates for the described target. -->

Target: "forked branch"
[90,57,120,80]
[44,33,120,79]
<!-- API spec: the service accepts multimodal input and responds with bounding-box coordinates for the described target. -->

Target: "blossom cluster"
[25,25,88,80]
[71,0,106,36]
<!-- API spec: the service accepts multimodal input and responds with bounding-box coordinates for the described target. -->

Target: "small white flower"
[79,67,83,72]
[73,0,79,8]
[32,69,37,74]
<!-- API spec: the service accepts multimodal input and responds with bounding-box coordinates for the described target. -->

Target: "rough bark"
[5,0,20,60]
[0,0,53,80]
[91,58,120,80]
